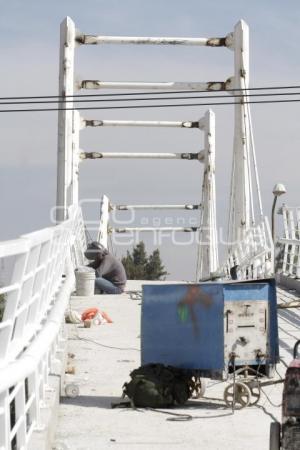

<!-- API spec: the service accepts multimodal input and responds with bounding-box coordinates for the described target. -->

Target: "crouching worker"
[85,242,127,294]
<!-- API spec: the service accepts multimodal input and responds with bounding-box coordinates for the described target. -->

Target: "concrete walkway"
[53,282,300,450]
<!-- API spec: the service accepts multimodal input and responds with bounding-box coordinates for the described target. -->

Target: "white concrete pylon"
[56,17,75,222]
[71,110,80,207]
[228,20,252,244]
[196,109,219,280]
[97,194,110,247]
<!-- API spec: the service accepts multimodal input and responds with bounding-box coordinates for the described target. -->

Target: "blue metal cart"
[141,279,279,409]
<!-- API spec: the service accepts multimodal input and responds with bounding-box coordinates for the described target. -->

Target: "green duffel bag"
[123,363,191,408]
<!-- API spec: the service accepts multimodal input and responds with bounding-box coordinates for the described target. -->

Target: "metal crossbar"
[112,227,199,233]
[80,151,205,160]
[79,80,229,91]
[113,204,201,210]
[76,34,229,47]
[83,119,200,128]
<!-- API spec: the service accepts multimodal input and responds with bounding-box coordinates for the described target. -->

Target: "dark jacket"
[89,254,127,290]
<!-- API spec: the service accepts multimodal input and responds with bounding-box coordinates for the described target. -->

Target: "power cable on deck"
[69,336,140,352]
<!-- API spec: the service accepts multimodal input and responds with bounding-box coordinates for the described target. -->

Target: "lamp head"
[272,183,286,197]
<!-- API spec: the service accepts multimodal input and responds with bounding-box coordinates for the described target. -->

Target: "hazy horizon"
[1,0,299,279]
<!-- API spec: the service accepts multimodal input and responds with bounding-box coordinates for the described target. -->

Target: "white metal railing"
[222,217,274,280]
[0,206,86,450]
[277,205,300,278]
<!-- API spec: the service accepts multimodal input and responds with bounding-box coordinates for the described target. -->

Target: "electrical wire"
[255,404,280,423]
[260,387,282,408]
[69,335,140,352]
[2,90,300,106]
[2,97,300,113]
[1,83,300,101]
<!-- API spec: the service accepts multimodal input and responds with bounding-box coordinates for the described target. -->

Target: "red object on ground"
[81,308,99,321]
[81,307,113,324]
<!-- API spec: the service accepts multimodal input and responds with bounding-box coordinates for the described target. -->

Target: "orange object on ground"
[81,307,113,324]
[101,311,113,323]
[81,308,99,321]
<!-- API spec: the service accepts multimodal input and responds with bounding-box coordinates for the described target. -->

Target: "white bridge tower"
[56,17,263,279]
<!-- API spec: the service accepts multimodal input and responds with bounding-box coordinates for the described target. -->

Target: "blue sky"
[1,0,299,278]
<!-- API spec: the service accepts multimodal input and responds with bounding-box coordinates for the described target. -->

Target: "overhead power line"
[1,90,300,106]
[1,83,300,101]
[1,97,300,113]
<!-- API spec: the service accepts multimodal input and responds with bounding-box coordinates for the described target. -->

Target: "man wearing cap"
[85,242,127,294]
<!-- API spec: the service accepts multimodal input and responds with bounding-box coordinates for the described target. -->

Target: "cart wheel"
[248,383,261,406]
[65,383,79,398]
[269,422,281,450]
[224,382,251,410]
[192,378,207,398]
[266,364,276,378]
[199,378,206,397]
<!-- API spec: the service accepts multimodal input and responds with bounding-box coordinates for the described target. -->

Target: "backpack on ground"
[122,363,193,408]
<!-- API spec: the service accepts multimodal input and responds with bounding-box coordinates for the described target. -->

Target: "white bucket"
[75,266,95,296]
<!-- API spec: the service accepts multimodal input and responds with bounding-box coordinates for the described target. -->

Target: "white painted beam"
[83,119,200,128]
[79,80,229,91]
[112,227,199,233]
[80,151,205,160]
[114,204,201,210]
[76,34,228,47]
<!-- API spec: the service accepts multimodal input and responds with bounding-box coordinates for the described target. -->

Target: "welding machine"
[141,279,279,381]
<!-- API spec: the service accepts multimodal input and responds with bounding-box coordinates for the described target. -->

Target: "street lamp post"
[272,183,286,242]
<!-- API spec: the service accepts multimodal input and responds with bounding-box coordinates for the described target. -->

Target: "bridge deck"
[53,282,300,450]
